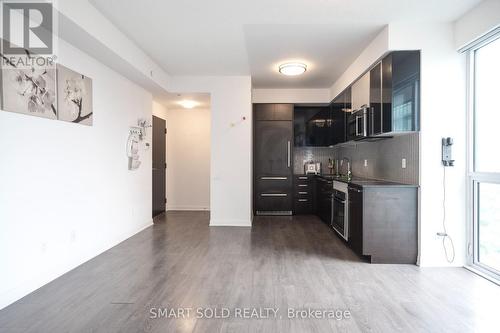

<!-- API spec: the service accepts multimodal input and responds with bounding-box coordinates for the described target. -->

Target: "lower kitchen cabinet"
[347,185,363,255]
[348,185,418,264]
[293,175,314,214]
[316,177,333,225]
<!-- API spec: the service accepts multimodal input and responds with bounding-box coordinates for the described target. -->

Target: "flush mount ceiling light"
[178,100,199,109]
[279,62,307,76]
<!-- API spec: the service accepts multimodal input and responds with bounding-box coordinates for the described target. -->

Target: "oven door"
[332,193,348,240]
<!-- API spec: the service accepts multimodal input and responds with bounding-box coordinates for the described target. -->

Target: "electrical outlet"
[402,158,407,169]
[70,230,76,243]
[364,159,368,167]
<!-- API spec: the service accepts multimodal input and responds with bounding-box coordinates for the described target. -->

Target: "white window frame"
[465,30,500,284]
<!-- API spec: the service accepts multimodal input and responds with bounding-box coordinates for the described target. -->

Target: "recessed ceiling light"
[279,62,307,76]
[178,100,199,109]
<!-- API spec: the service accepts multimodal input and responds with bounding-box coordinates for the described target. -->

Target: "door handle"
[287,141,291,168]
[261,193,287,197]
[261,177,288,180]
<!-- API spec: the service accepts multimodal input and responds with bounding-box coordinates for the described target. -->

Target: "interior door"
[152,115,166,218]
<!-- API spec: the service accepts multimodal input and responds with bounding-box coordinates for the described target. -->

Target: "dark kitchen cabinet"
[370,63,382,135]
[348,185,363,256]
[331,87,351,145]
[347,184,418,264]
[293,175,314,214]
[370,51,420,135]
[254,120,292,176]
[255,104,293,121]
[253,104,293,215]
[294,106,334,147]
[315,177,333,225]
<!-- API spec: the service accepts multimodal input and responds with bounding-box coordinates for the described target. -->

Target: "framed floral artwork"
[56,64,93,126]
[1,49,57,120]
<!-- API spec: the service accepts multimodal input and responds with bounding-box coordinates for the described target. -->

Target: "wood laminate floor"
[1,211,499,332]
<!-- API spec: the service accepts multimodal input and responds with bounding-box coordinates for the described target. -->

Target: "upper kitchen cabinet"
[294,87,351,147]
[351,71,370,111]
[254,104,293,121]
[371,51,420,134]
[294,105,334,147]
[331,87,351,145]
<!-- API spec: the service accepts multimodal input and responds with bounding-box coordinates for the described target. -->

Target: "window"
[468,33,500,281]
[476,182,500,273]
[474,37,500,173]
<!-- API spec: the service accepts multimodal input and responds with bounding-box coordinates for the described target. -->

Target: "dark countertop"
[301,173,419,188]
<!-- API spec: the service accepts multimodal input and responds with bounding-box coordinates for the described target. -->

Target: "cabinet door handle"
[261,193,287,197]
[298,199,308,202]
[298,176,308,180]
[334,197,346,204]
[261,177,287,180]
[287,141,291,168]
[298,184,308,187]
[298,191,308,195]
[370,106,375,135]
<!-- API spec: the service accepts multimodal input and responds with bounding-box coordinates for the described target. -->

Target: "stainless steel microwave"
[348,105,369,141]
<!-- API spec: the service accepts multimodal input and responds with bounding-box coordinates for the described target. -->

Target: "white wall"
[454,0,500,50]
[0,38,153,309]
[389,22,467,267]
[252,88,330,104]
[152,100,168,119]
[169,76,252,226]
[161,108,211,211]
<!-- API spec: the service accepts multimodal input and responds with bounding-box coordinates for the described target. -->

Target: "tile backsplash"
[294,147,337,175]
[293,132,419,185]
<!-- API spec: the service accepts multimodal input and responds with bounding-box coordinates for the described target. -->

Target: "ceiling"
[159,92,211,110]
[90,0,480,89]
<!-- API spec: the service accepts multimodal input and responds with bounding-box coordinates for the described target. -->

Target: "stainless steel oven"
[347,106,369,141]
[332,181,349,240]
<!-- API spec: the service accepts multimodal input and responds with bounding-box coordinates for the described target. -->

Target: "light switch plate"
[364,159,368,167]
[402,158,407,169]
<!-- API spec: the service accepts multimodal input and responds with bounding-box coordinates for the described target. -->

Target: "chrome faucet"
[342,157,352,180]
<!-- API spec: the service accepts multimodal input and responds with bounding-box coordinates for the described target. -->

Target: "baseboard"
[209,218,252,227]
[0,219,153,310]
